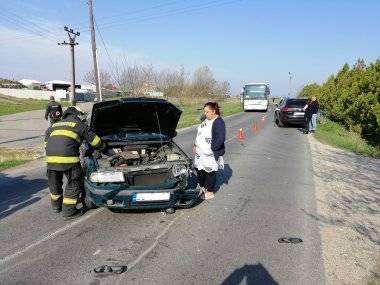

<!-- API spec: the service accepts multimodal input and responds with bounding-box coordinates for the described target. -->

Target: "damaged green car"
[82,98,199,212]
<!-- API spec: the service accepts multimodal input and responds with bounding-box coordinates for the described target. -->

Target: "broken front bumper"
[84,178,199,210]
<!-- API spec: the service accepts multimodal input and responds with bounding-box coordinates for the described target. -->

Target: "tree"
[83,69,113,89]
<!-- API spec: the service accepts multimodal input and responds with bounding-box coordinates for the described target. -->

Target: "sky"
[0,0,379,96]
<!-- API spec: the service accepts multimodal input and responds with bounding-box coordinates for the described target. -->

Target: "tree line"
[298,59,380,146]
[83,63,231,99]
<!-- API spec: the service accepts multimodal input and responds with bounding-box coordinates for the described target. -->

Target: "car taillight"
[281,107,291,112]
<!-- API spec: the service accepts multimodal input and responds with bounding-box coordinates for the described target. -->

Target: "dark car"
[81,98,199,212]
[274,98,308,127]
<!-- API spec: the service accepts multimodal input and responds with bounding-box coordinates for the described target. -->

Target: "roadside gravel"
[308,134,380,285]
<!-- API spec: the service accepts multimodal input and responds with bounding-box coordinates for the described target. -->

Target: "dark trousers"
[304,117,311,132]
[47,165,83,216]
[196,169,217,192]
[49,117,61,126]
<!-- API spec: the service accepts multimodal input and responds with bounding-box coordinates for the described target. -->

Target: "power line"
[93,18,119,85]
[73,0,185,27]
[0,10,62,43]
[78,0,242,34]
[99,0,240,30]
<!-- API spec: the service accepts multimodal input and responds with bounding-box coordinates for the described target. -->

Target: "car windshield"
[101,130,169,141]
[244,85,267,100]
[286,99,307,108]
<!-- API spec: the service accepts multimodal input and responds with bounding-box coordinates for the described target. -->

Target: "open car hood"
[90,98,182,138]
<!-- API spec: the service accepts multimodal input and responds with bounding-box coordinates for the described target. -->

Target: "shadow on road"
[221,263,279,285]
[0,172,47,220]
[187,164,233,194]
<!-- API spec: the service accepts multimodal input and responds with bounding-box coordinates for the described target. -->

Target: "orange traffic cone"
[236,128,245,141]
[251,121,258,133]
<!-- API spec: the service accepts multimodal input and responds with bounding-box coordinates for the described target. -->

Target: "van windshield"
[244,85,267,100]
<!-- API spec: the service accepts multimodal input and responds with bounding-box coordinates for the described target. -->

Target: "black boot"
[63,209,84,221]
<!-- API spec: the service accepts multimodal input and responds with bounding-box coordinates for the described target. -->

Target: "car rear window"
[286,99,307,107]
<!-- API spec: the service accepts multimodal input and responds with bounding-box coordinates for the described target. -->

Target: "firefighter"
[44,105,102,220]
[45,96,63,125]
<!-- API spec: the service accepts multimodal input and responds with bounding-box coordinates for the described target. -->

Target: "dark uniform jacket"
[45,101,63,120]
[45,108,101,171]
[211,117,226,161]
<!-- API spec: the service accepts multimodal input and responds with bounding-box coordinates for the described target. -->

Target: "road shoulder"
[307,134,380,284]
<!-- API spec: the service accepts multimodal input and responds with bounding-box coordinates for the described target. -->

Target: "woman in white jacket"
[193,102,226,200]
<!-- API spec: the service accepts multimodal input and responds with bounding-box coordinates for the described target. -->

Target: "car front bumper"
[84,178,199,210]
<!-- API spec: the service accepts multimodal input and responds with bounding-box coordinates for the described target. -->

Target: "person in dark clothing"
[44,106,103,220]
[45,96,63,125]
[303,98,312,134]
[308,96,319,133]
[193,102,226,200]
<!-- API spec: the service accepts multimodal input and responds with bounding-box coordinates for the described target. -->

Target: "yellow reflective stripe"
[90,135,101,147]
[50,130,80,142]
[52,122,76,128]
[47,156,80,163]
[63,197,77,205]
[50,193,62,201]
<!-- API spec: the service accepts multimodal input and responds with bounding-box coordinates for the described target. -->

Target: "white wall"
[0,88,55,100]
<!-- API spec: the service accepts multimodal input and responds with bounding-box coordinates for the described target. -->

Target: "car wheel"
[84,195,97,209]
[165,208,175,214]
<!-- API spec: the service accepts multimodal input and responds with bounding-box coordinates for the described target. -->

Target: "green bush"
[299,59,380,146]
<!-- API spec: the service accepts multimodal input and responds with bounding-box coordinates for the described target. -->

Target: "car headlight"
[172,164,188,177]
[89,171,125,183]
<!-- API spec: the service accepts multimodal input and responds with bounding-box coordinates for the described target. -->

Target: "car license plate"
[132,192,170,202]
[294,112,304,116]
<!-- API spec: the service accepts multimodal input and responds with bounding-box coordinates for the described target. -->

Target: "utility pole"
[58,26,80,106]
[88,0,102,101]
[288,72,292,97]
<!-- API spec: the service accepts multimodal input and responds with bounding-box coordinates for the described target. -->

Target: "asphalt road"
[0,108,325,285]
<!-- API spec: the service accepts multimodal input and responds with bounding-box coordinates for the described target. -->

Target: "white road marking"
[116,212,184,284]
[93,249,101,256]
[0,208,104,267]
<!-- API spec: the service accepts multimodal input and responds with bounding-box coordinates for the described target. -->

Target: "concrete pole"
[70,41,76,106]
[88,0,101,101]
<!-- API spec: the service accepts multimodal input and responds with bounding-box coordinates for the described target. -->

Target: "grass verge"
[315,119,380,158]
[176,99,242,129]
[0,147,44,172]
[0,94,70,116]
[0,160,29,171]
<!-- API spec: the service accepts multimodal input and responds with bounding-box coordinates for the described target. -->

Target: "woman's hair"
[204,102,220,115]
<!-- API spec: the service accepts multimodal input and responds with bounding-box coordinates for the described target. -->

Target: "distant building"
[46,80,81,91]
[81,84,96,92]
[144,91,164,98]
[19,79,45,89]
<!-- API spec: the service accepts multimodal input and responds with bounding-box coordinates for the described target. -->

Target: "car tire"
[84,195,97,209]
[165,208,176,214]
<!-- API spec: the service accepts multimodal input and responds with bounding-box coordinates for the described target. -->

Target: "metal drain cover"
[278,237,303,244]
[94,265,127,274]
